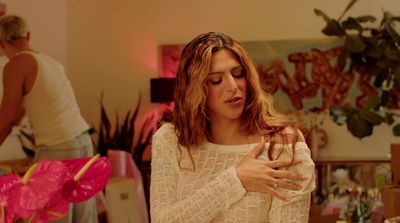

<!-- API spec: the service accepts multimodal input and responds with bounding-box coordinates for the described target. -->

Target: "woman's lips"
[225,97,243,105]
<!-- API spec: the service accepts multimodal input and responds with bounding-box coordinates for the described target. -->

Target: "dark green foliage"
[95,92,153,217]
[95,92,151,165]
[315,0,400,138]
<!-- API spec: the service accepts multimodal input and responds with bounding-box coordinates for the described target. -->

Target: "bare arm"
[0,54,36,146]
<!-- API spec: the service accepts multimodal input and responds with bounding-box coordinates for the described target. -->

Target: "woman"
[150,32,315,222]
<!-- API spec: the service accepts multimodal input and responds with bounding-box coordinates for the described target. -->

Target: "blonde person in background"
[150,32,316,222]
[0,14,97,223]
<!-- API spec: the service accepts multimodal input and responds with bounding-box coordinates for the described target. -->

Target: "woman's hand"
[236,137,307,201]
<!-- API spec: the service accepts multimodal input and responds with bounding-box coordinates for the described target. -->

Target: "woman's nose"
[225,75,238,92]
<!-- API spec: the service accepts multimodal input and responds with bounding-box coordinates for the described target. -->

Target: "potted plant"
[95,92,153,213]
[315,1,400,218]
[314,0,400,138]
[95,92,152,162]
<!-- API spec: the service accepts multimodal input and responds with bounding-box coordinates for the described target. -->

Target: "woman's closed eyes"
[207,66,245,85]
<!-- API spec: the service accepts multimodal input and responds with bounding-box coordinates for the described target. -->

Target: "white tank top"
[20,51,89,146]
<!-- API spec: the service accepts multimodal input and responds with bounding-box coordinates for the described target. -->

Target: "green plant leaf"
[96,93,146,155]
[322,20,346,36]
[314,9,332,22]
[361,95,380,109]
[393,123,400,136]
[384,49,400,60]
[393,66,400,87]
[383,20,400,44]
[314,8,346,36]
[338,0,360,21]
[376,60,390,69]
[344,35,366,53]
[386,113,395,125]
[359,109,385,125]
[342,17,363,32]
[338,49,348,70]
[355,15,376,23]
[373,71,387,88]
[366,65,382,77]
[366,46,382,59]
[346,111,373,138]
[380,90,390,107]
[330,106,353,125]
[314,0,400,138]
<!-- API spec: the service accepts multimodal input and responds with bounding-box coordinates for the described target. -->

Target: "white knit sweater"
[150,123,315,223]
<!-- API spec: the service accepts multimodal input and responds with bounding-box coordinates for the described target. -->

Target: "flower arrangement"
[0,155,110,223]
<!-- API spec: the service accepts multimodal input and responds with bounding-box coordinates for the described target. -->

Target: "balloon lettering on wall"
[161,40,400,111]
[257,46,379,111]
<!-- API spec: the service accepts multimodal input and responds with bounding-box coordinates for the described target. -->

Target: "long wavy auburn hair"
[172,32,299,162]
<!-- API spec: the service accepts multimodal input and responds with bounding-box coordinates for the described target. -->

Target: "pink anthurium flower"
[0,174,20,223]
[62,154,111,203]
[27,192,70,223]
[7,160,68,219]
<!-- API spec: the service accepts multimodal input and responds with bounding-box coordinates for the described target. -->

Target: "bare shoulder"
[4,53,37,75]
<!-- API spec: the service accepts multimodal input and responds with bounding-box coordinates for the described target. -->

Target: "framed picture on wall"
[0,2,6,57]
[0,2,5,16]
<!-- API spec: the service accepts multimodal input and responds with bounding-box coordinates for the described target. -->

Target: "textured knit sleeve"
[150,124,246,223]
[268,141,316,223]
